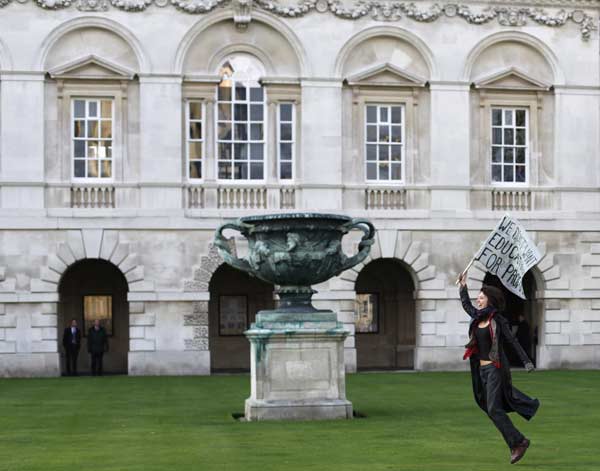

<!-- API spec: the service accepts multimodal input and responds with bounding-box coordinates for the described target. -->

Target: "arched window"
[216,55,266,181]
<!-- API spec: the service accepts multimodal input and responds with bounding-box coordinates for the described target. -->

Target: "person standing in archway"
[458,273,540,465]
[88,319,109,376]
[62,319,81,376]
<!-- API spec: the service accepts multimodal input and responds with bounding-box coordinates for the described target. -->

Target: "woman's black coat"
[460,285,540,421]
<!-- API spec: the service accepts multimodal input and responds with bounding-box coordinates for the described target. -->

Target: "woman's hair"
[480,285,506,312]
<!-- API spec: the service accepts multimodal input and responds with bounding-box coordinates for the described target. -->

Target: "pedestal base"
[244,310,352,421]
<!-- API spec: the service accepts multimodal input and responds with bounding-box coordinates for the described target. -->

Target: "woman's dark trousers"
[479,364,524,449]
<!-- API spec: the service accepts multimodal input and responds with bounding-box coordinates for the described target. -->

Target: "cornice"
[1,1,598,41]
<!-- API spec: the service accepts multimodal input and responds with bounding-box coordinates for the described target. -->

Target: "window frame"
[490,106,530,186]
[277,101,295,182]
[185,99,206,182]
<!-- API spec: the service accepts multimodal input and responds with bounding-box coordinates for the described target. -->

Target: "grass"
[0,371,598,471]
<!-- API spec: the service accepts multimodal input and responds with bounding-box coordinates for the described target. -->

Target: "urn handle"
[338,218,376,274]
[214,221,253,275]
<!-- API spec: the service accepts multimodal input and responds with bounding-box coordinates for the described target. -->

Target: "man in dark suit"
[62,318,81,376]
[88,319,109,376]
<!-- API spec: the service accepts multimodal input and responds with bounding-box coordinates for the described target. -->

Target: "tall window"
[72,99,113,179]
[278,103,294,180]
[187,101,204,179]
[491,107,528,184]
[217,56,265,181]
[365,104,404,182]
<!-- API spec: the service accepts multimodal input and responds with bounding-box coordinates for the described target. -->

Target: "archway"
[209,264,274,372]
[354,258,416,370]
[482,271,539,366]
[58,259,129,375]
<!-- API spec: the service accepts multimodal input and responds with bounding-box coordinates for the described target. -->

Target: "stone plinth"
[244,311,352,421]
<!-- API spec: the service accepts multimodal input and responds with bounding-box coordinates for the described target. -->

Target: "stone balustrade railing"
[70,186,115,208]
[280,187,295,209]
[491,189,532,211]
[218,186,267,209]
[365,187,407,210]
[185,186,204,209]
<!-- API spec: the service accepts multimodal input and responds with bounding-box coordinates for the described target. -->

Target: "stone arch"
[334,26,438,80]
[462,31,564,85]
[0,35,13,70]
[174,10,308,76]
[184,243,230,293]
[35,16,150,72]
[32,230,153,294]
[208,44,274,76]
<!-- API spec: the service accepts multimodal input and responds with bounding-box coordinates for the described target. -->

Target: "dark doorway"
[482,271,539,366]
[58,259,129,375]
[354,258,416,370]
[209,264,275,372]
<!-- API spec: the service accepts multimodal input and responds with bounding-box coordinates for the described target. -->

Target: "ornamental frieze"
[2,0,598,40]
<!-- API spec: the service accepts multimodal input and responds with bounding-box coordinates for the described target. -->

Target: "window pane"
[189,142,202,160]
[515,110,526,127]
[101,121,112,139]
[516,166,526,182]
[235,85,246,101]
[504,165,514,182]
[98,141,111,159]
[378,145,389,161]
[250,143,263,160]
[234,143,248,160]
[366,163,377,180]
[390,145,402,162]
[101,161,111,178]
[391,126,402,143]
[492,165,502,182]
[87,120,99,138]
[74,140,85,158]
[391,106,402,124]
[234,123,248,141]
[504,147,514,163]
[218,103,232,121]
[189,122,202,140]
[218,122,232,140]
[234,104,248,121]
[366,125,377,142]
[378,163,389,180]
[74,160,85,178]
[250,162,263,180]
[88,101,98,117]
[87,160,98,178]
[280,103,292,122]
[101,100,112,119]
[366,106,377,123]
[378,126,390,142]
[280,162,292,180]
[218,86,232,101]
[74,121,85,138]
[391,163,402,180]
[492,128,502,145]
[379,107,388,122]
[250,123,263,140]
[280,123,292,141]
[492,109,502,126]
[280,143,292,161]
[492,146,502,163]
[249,87,263,102]
[218,162,232,179]
[366,144,376,161]
[516,147,526,164]
[504,109,513,126]
[74,100,85,118]
[189,161,202,179]
[250,104,264,121]
[515,129,526,146]
[218,143,232,160]
[189,102,202,120]
[87,141,98,158]
[234,161,248,179]
[504,129,514,145]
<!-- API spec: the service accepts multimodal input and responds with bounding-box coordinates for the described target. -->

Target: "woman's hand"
[458,272,468,287]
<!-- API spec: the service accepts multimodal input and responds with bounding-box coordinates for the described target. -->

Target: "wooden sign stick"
[455,258,475,286]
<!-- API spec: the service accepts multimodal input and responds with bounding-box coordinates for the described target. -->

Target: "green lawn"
[0,371,598,471]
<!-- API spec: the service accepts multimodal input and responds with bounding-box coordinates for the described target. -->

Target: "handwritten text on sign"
[474,215,541,299]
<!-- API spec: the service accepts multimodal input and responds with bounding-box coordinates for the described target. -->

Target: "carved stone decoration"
[170,0,226,14]
[110,0,152,10]
[233,0,252,29]
[0,0,12,6]
[33,0,73,9]
[77,0,108,11]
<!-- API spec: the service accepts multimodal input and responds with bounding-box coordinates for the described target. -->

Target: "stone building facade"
[0,0,599,376]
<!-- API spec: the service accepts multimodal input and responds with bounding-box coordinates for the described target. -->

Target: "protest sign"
[472,214,541,299]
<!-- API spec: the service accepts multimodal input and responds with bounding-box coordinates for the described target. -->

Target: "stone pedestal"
[244,311,352,421]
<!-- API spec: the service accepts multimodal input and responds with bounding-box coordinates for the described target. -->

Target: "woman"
[459,273,540,464]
